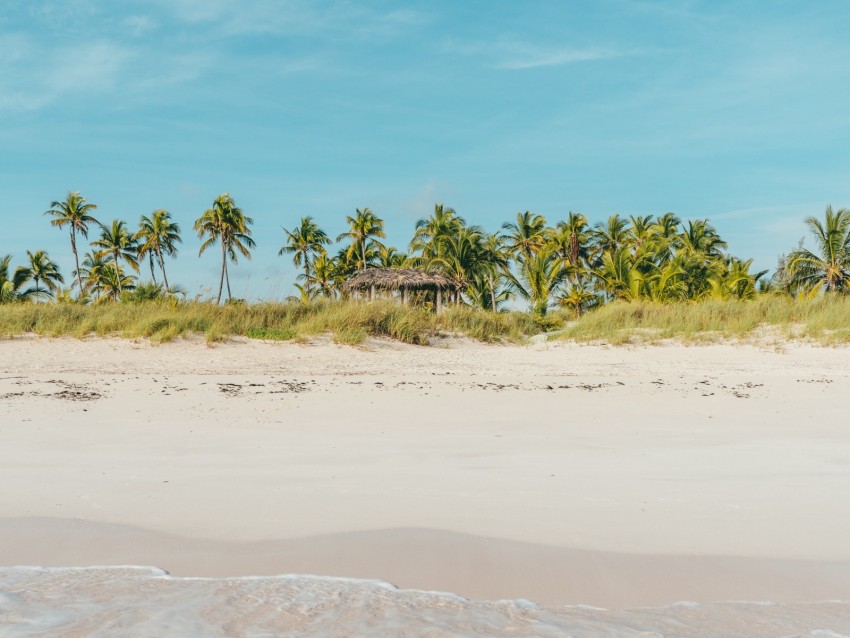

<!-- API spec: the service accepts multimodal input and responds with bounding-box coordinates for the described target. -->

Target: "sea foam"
[1,566,849,637]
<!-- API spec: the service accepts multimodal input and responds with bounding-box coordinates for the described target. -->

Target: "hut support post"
[402,287,408,305]
[436,288,442,313]
[370,285,376,302]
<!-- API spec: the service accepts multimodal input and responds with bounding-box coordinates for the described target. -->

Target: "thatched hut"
[344,267,461,312]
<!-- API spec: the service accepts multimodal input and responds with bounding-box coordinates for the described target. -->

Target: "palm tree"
[279,216,331,295]
[785,206,850,294]
[337,208,386,271]
[510,249,567,315]
[306,253,343,298]
[550,212,592,284]
[44,192,98,298]
[96,263,136,303]
[17,250,64,302]
[709,257,767,300]
[558,281,598,318]
[595,247,646,302]
[195,193,255,304]
[135,210,181,290]
[0,255,26,303]
[427,225,486,304]
[92,220,139,296]
[678,219,727,259]
[502,211,548,263]
[410,204,465,263]
[593,214,630,256]
[478,233,510,312]
[75,251,108,301]
[376,245,407,268]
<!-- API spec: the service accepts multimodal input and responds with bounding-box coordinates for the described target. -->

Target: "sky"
[2,0,850,300]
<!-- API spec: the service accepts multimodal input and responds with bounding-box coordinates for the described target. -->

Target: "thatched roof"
[344,268,461,291]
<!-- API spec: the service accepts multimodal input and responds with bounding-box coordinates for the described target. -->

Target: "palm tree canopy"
[92,220,140,272]
[502,211,548,261]
[136,210,182,258]
[337,207,386,270]
[44,191,98,236]
[195,193,255,261]
[17,250,64,300]
[280,216,331,264]
[786,206,850,293]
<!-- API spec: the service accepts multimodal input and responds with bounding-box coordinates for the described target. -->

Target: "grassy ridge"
[0,300,549,345]
[560,296,850,344]
[1,297,850,345]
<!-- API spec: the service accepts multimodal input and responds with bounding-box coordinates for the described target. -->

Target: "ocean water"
[1,566,849,637]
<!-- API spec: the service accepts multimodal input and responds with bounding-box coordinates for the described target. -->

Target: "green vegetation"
[560,296,850,345]
[4,189,850,346]
[0,300,556,345]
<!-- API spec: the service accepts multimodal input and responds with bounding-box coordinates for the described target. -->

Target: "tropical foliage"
[6,190,850,338]
[194,193,255,304]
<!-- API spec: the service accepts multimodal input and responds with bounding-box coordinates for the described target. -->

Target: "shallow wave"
[1,566,849,637]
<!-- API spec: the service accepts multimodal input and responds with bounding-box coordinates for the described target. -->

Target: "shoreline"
[3,518,850,608]
[3,336,850,609]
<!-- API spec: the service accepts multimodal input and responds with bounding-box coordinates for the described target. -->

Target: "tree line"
[1,191,849,315]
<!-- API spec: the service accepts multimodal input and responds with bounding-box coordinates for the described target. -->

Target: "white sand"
[1,335,850,608]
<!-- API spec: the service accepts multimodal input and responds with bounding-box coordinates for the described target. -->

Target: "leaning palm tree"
[44,191,98,298]
[279,216,331,295]
[17,250,64,302]
[195,193,255,304]
[337,208,386,271]
[786,206,850,294]
[135,210,181,290]
[92,220,139,295]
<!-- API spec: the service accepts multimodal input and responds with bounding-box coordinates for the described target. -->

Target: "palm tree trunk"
[149,253,157,285]
[71,229,83,299]
[35,277,40,303]
[113,252,122,294]
[489,274,496,312]
[224,252,232,301]
[158,248,170,291]
[362,239,367,270]
[217,242,226,304]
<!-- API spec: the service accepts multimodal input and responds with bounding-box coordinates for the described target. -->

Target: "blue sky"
[2,0,849,299]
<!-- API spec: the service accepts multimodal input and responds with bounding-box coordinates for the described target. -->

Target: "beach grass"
[1,296,849,345]
[559,296,850,345]
[0,300,555,345]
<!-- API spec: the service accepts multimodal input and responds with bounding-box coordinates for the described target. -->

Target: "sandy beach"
[2,335,850,632]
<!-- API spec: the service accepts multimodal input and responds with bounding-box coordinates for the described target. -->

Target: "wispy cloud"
[498,46,626,70]
[0,38,130,112]
[446,39,635,70]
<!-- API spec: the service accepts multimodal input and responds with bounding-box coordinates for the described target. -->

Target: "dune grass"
[560,296,850,345]
[2,296,849,346]
[0,300,554,345]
